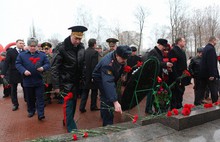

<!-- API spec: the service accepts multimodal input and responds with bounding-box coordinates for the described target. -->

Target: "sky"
[0,0,220,48]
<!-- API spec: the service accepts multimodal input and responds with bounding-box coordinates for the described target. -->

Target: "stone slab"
[142,106,220,131]
[28,119,220,142]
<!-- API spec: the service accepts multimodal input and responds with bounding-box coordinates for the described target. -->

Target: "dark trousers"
[11,83,19,106]
[44,84,52,102]
[63,93,77,132]
[100,101,114,126]
[94,80,114,126]
[170,84,185,109]
[3,86,11,96]
[198,78,219,103]
[145,90,154,112]
[193,78,202,105]
[11,83,26,107]
[25,86,44,117]
[79,89,98,110]
[61,83,78,132]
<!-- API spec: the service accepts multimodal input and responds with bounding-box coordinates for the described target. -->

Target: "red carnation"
[136,61,143,67]
[172,108,179,115]
[183,70,191,77]
[83,132,88,138]
[170,58,177,62]
[166,111,172,117]
[183,104,194,110]
[132,114,138,123]
[124,65,132,73]
[29,57,40,64]
[181,108,191,116]
[73,134,77,141]
[45,83,49,88]
[204,103,213,108]
[157,76,162,83]
[163,58,169,62]
[217,56,220,61]
[214,101,220,106]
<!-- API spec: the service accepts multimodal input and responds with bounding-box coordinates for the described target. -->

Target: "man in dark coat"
[199,36,219,103]
[168,37,187,109]
[126,46,142,82]
[142,39,173,114]
[16,37,50,120]
[51,25,87,132]
[79,38,99,113]
[92,45,132,126]
[1,39,26,111]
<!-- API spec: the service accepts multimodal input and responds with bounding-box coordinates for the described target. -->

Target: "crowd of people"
[0,25,219,133]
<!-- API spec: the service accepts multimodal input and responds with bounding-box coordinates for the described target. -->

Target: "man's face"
[116,54,127,65]
[213,38,217,46]
[179,38,186,48]
[42,48,50,54]
[16,40,25,49]
[71,35,82,46]
[28,42,37,53]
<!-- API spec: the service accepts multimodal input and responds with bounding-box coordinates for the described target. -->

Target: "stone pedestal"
[142,106,220,130]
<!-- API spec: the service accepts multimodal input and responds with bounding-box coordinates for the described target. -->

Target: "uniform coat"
[92,51,124,126]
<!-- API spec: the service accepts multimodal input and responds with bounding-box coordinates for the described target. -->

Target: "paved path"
[0,84,197,142]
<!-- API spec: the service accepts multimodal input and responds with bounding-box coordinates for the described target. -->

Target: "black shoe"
[38,115,45,120]
[79,109,86,113]
[90,107,99,111]
[28,113,35,118]
[12,105,18,111]
[3,95,9,98]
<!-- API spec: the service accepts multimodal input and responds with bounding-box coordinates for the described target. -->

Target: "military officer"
[51,25,87,132]
[92,45,132,126]
[41,42,53,105]
[103,38,119,56]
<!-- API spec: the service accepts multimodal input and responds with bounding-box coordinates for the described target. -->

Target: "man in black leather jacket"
[188,47,203,105]
[51,26,87,132]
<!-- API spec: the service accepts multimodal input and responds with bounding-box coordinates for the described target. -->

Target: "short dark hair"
[88,38,96,47]
[175,37,183,45]
[16,39,24,43]
[208,36,216,42]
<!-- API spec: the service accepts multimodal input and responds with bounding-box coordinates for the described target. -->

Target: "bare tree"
[134,6,149,54]
[119,31,140,46]
[168,0,187,43]
[74,5,92,46]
